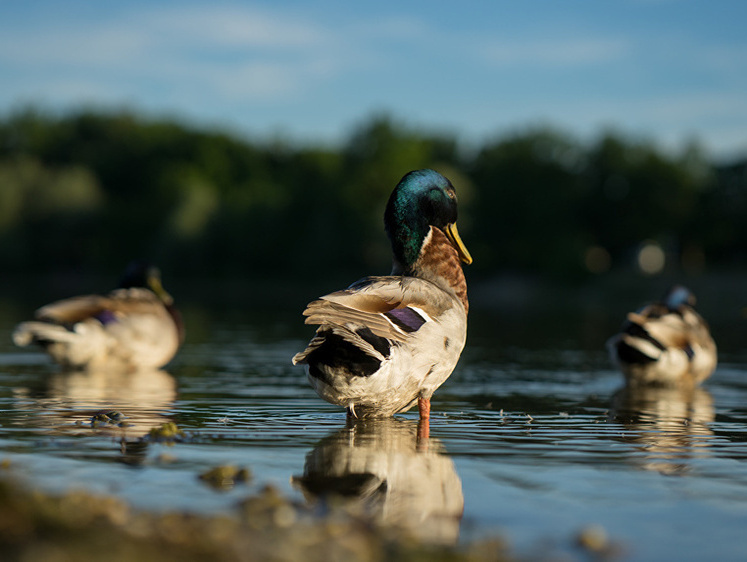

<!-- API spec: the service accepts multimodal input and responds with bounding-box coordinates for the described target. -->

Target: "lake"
[1,274,746,561]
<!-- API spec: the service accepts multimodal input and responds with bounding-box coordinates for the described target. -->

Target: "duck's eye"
[428,188,450,203]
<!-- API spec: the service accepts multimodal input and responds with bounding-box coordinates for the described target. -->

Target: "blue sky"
[1,1,746,159]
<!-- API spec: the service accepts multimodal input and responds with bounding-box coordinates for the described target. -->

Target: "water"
[1,281,747,561]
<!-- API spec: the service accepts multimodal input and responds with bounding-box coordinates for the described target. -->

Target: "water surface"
[1,281,746,561]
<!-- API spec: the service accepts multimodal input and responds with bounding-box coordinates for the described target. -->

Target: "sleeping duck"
[293,169,472,419]
[13,262,184,371]
[607,285,717,386]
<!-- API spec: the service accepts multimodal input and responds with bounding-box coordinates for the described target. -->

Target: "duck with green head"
[13,262,184,371]
[293,169,472,420]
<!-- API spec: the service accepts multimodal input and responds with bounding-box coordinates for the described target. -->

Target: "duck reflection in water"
[13,368,178,445]
[292,417,464,545]
[610,379,715,475]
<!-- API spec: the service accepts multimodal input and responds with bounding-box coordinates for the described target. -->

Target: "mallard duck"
[292,169,472,419]
[607,285,717,386]
[12,262,184,371]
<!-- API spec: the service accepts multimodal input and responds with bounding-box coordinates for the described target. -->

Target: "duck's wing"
[301,276,455,343]
[680,308,715,343]
[35,288,163,325]
[622,302,717,360]
[292,276,460,369]
[34,295,111,324]
[627,312,688,349]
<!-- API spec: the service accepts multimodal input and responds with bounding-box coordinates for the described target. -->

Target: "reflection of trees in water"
[610,384,715,475]
[293,417,464,546]
[12,368,177,440]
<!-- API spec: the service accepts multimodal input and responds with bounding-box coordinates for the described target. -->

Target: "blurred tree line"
[0,107,744,283]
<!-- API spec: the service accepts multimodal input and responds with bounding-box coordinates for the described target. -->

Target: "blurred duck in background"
[13,262,184,371]
[607,285,717,387]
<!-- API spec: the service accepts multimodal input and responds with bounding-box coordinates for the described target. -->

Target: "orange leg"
[418,397,431,419]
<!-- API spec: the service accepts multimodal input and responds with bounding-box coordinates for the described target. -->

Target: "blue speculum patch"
[95,310,118,325]
[384,307,426,332]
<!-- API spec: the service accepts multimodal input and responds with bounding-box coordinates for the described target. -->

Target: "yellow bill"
[445,223,473,265]
[148,271,174,305]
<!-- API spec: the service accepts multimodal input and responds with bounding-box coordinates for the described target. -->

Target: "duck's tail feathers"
[611,334,661,365]
[12,321,77,347]
[293,324,389,366]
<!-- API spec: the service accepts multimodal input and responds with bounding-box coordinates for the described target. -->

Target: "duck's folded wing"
[627,311,691,351]
[35,295,112,324]
[303,300,407,342]
[344,276,454,312]
[301,276,450,342]
[36,289,164,324]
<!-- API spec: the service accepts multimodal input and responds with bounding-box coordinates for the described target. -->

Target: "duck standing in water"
[607,285,717,386]
[13,262,184,371]
[293,169,472,420]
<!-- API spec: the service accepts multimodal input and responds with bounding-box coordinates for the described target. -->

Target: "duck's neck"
[166,303,186,344]
[393,227,469,313]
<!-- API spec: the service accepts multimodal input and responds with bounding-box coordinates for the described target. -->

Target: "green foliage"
[0,153,104,267]
[0,107,740,281]
[470,128,587,276]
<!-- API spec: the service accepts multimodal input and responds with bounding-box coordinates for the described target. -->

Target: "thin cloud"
[141,5,331,50]
[481,37,631,67]
[0,4,349,102]
[0,24,149,67]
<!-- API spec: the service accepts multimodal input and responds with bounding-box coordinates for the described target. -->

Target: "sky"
[1,1,746,159]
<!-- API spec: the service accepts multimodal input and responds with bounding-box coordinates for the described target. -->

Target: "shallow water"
[1,282,747,561]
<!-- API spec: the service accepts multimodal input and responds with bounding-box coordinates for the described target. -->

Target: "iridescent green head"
[384,169,472,270]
